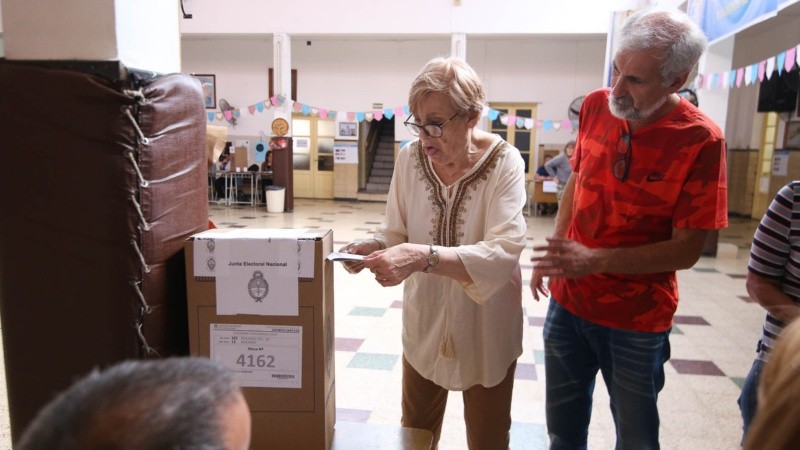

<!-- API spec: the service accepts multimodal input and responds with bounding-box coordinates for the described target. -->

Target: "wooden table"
[527,180,558,216]
[331,422,433,450]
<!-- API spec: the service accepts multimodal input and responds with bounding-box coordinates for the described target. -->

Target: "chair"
[528,180,559,216]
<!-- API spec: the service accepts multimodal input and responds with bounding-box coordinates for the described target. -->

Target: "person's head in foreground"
[744,318,800,450]
[16,357,251,450]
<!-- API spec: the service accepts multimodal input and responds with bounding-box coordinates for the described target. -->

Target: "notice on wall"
[772,151,789,176]
[211,323,302,388]
[334,143,358,164]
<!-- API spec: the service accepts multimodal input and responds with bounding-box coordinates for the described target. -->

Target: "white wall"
[182,36,606,145]
[180,0,625,36]
[0,0,180,73]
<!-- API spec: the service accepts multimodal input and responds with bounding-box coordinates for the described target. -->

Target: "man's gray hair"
[16,357,242,450]
[618,7,708,86]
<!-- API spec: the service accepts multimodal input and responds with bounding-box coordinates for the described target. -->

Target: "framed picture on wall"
[336,121,358,140]
[193,74,216,109]
[785,120,800,149]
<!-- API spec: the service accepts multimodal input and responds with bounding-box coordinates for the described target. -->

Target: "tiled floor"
[0,199,763,449]
[203,199,764,449]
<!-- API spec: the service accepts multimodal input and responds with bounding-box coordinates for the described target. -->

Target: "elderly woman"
[340,56,527,449]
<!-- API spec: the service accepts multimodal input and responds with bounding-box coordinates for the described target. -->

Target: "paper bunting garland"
[205,94,579,132]
[695,41,799,91]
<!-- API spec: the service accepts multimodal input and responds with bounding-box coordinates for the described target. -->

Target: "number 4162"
[236,354,275,368]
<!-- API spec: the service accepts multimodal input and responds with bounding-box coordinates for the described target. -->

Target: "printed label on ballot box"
[210,323,302,388]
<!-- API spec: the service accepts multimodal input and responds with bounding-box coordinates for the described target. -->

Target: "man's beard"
[608,94,667,121]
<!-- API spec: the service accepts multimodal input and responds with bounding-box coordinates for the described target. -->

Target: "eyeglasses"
[403,113,459,138]
[612,131,631,182]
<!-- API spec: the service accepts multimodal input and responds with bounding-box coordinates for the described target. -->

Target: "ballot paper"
[326,251,365,262]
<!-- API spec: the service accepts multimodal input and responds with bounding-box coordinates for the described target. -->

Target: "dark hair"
[16,357,242,450]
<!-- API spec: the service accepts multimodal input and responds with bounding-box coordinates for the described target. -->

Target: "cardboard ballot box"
[185,228,335,450]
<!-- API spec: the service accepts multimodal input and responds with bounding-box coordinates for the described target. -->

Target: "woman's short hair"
[408,56,485,119]
[617,7,707,86]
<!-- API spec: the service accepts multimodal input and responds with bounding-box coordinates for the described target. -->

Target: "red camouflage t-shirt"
[548,88,728,332]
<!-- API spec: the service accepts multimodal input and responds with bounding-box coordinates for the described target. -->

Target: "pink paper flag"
[786,47,797,72]
[717,72,724,89]
[736,68,744,87]
[270,96,279,106]
[373,110,384,121]
[347,112,356,121]
[318,108,328,118]
[506,114,516,123]
[758,61,766,82]
[293,102,302,112]
[224,110,232,121]
[562,119,572,130]
[394,106,404,116]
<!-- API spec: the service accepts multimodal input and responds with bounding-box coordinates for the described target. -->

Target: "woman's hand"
[363,243,425,287]
[338,239,384,274]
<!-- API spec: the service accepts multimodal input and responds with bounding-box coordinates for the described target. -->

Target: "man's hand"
[531,237,603,279]
[529,268,549,301]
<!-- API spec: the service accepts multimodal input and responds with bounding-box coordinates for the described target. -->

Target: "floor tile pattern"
[202,200,766,449]
[0,200,750,449]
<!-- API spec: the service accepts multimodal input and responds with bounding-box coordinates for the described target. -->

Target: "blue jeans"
[543,300,671,450]
[738,358,764,443]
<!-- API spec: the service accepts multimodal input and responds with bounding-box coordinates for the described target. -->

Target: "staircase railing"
[360,120,383,190]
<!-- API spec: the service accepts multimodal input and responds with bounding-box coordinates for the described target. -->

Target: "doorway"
[487,103,538,176]
[292,115,334,199]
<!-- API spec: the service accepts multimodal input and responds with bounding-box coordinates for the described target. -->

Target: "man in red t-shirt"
[530,7,727,449]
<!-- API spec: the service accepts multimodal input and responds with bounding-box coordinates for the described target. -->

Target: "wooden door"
[292,115,334,199]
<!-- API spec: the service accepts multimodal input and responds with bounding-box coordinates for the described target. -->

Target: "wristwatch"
[423,245,439,273]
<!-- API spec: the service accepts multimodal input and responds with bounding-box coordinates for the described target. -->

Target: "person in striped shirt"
[739,181,800,442]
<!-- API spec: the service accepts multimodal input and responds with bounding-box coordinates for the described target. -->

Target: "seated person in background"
[214,151,232,201]
[16,357,251,450]
[534,155,555,182]
[744,317,800,450]
[534,155,557,215]
[545,140,576,203]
